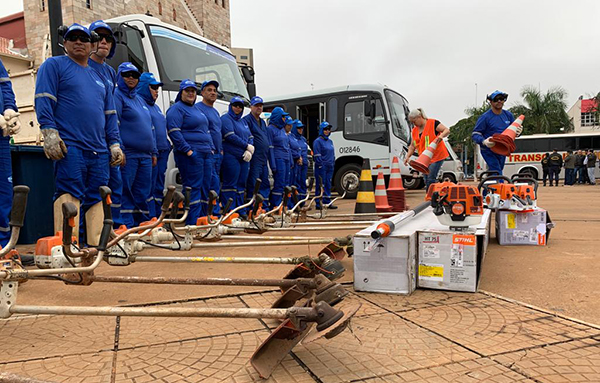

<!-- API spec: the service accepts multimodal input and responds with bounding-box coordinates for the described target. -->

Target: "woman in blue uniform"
[313,121,337,209]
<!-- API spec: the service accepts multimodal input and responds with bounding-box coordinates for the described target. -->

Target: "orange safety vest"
[411,119,449,163]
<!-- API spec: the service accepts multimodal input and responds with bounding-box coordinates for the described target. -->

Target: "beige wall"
[231,47,253,67]
[568,98,600,133]
[22,0,231,66]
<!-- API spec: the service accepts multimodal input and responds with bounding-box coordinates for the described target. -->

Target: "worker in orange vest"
[404,108,450,191]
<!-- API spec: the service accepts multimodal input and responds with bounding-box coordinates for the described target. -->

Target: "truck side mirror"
[241,65,255,83]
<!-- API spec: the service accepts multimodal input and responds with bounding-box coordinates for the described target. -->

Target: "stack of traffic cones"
[354,158,377,214]
[387,156,407,212]
[490,115,525,156]
[374,171,392,212]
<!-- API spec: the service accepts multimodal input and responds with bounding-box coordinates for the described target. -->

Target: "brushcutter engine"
[430,184,483,230]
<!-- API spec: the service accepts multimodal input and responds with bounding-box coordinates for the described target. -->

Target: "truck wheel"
[334,163,361,199]
[442,173,457,183]
[403,175,425,190]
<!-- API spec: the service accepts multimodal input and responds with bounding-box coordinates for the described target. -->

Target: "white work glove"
[110,143,125,166]
[242,150,252,162]
[246,144,255,155]
[41,128,68,160]
[4,109,21,136]
[0,115,6,136]
[515,125,523,136]
[483,138,495,148]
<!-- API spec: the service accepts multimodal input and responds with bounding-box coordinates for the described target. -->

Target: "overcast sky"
[3,0,599,126]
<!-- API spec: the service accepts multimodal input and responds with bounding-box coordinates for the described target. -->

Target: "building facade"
[22,0,231,65]
[231,47,253,67]
[567,96,599,133]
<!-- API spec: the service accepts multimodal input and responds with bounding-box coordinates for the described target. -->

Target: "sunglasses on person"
[149,84,161,90]
[231,103,244,108]
[493,97,507,102]
[96,33,115,43]
[64,34,91,43]
[121,71,141,79]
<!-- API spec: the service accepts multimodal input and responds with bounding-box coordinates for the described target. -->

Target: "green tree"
[509,86,573,134]
[448,103,490,149]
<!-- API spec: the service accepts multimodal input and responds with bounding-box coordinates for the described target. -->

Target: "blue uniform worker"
[243,96,275,210]
[88,20,123,227]
[136,73,170,218]
[196,80,222,215]
[167,79,214,224]
[221,97,254,216]
[0,58,20,248]
[471,90,515,175]
[35,23,123,245]
[114,62,156,227]
[267,107,291,209]
[287,117,300,208]
[291,120,309,201]
[313,121,336,208]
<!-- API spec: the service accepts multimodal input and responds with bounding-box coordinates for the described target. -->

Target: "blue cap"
[200,80,219,91]
[230,96,245,106]
[179,79,198,91]
[285,116,294,125]
[488,90,508,101]
[139,72,163,86]
[250,96,264,106]
[89,20,115,58]
[64,23,92,39]
[293,119,304,129]
[118,62,140,74]
[319,121,332,130]
[272,106,289,117]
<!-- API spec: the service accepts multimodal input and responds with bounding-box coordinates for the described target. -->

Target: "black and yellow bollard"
[354,158,377,214]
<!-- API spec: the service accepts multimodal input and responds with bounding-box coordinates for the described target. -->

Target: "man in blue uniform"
[0,58,21,248]
[137,73,170,217]
[114,62,156,227]
[196,80,222,215]
[267,107,290,209]
[243,96,275,210]
[88,20,123,227]
[471,90,521,175]
[313,121,337,209]
[35,23,123,245]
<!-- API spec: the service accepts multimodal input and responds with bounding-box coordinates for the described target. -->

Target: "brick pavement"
[1,288,599,382]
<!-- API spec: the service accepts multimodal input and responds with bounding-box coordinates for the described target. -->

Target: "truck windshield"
[384,90,411,143]
[150,25,249,100]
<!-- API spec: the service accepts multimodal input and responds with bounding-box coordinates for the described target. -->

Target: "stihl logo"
[452,235,476,246]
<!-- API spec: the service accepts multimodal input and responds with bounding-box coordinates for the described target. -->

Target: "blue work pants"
[314,163,334,207]
[0,138,12,247]
[481,149,506,176]
[210,152,223,215]
[295,163,308,200]
[109,165,123,228]
[151,149,171,217]
[221,153,249,214]
[174,151,212,225]
[270,158,290,209]
[246,159,271,211]
[121,154,152,227]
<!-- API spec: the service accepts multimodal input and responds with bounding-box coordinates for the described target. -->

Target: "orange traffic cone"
[490,115,525,156]
[354,158,377,214]
[375,171,392,212]
[388,156,404,190]
[409,140,439,174]
[388,156,407,212]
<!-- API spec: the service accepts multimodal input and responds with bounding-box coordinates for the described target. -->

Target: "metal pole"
[223,235,333,241]
[267,226,367,232]
[92,275,311,288]
[132,255,308,264]
[48,0,64,57]
[11,305,292,319]
[289,221,375,226]
[190,239,333,248]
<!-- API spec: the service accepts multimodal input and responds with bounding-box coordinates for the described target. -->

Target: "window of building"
[173,7,177,21]
[39,0,45,11]
[85,0,92,9]
[158,2,162,15]
[240,55,248,59]
[581,112,597,127]
[222,0,226,8]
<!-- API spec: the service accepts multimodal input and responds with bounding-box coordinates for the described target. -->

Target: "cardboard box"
[353,208,442,295]
[495,208,552,246]
[417,209,491,293]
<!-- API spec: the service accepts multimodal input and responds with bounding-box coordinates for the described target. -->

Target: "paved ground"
[1,182,599,382]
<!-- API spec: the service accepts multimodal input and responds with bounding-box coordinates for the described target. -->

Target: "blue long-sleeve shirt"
[114,78,156,157]
[166,101,214,154]
[268,123,290,161]
[288,133,300,162]
[0,59,17,113]
[292,130,309,164]
[471,109,515,146]
[313,135,335,167]
[137,77,170,151]
[221,104,253,160]
[88,59,116,95]
[34,56,120,153]
[243,114,276,170]
[196,101,222,155]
